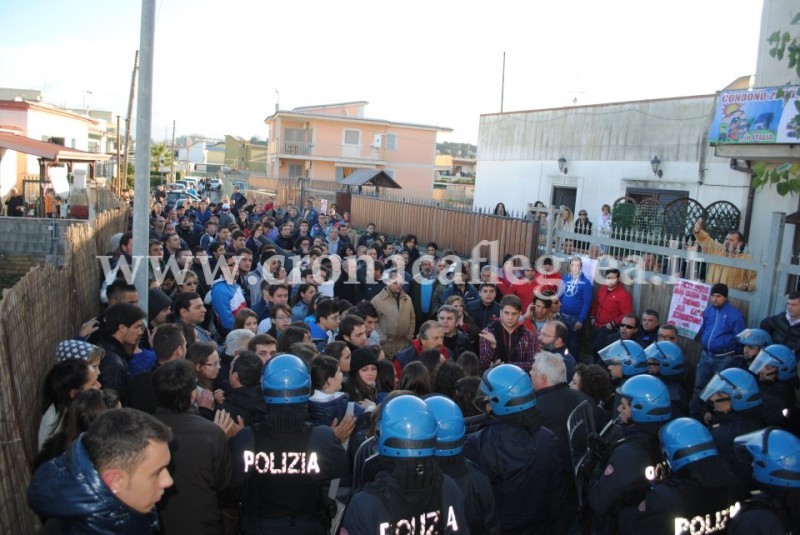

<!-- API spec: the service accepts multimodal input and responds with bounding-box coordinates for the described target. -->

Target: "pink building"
[264,101,451,198]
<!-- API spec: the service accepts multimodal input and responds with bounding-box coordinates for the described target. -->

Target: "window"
[288,164,303,178]
[625,187,688,205]
[344,130,360,145]
[385,133,398,151]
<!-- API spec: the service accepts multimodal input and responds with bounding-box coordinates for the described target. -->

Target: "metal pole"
[115,115,121,194]
[122,50,139,193]
[132,0,156,314]
[170,120,176,183]
[500,52,505,113]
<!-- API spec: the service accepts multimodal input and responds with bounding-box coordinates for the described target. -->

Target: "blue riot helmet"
[377,395,438,458]
[734,427,800,488]
[480,364,536,416]
[644,341,686,377]
[424,395,466,457]
[599,340,648,377]
[749,344,798,382]
[699,368,761,411]
[735,328,772,349]
[659,417,719,472]
[616,375,672,424]
[261,354,310,404]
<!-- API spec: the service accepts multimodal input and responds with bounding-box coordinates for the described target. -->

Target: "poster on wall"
[709,86,800,144]
[667,279,711,339]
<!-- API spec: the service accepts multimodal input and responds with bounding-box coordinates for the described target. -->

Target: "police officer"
[729,427,800,534]
[618,417,745,534]
[728,327,772,370]
[598,339,649,386]
[228,354,350,534]
[425,395,500,535]
[748,344,798,427]
[588,374,672,533]
[463,364,566,534]
[342,394,469,534]
[645,341,689,417]
[699,367,764,489]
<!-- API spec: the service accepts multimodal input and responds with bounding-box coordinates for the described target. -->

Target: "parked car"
[208,179,223,191]
[168,182,186,192]
[166,191,201,208]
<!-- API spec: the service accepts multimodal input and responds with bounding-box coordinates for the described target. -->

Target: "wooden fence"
[350,195,534,258]
[0,206,129,531]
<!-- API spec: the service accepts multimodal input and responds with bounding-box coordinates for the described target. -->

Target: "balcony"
[276,141,385,162]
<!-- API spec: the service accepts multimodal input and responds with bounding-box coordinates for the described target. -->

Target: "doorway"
[552,186,577,213]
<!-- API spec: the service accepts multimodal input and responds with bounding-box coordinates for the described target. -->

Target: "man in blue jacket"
[689,283,745,418]
[560,257,594,362]
[28,409,174,534]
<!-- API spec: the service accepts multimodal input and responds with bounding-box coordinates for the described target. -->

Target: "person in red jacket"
[590,268,633,357]
[506,258,563,313]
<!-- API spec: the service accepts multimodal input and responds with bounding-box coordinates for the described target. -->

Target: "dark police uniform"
[464,419,565,534]
[342,469,469,535]
[588,426,663,532]
[728,494,796,535]
[618,472,745,534]
[229,422,349,534]
[439,457,500,535]
[708,409,763,488]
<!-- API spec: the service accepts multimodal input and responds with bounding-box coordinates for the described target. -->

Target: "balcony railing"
[277,141,385,161]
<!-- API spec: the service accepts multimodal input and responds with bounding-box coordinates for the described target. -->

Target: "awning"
[337,169,402,189]
[0,132,111,162]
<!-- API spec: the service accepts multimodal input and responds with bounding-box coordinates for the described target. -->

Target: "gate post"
[764,212,787,319]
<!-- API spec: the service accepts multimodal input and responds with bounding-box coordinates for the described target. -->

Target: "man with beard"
[537,320,577,383]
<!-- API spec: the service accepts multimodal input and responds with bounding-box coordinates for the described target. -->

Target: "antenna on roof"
[275,89,280,113]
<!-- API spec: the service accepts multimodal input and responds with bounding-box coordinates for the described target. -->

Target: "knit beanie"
[148,288,173,322]
[710,283,728,298]
[350,347,379,375]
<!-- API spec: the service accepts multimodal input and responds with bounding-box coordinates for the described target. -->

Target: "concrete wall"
[0,218,81,270]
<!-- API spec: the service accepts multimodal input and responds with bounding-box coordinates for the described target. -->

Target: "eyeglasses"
[620,324,637,329]
[579,213,587,216]
[203,360,221,368]
[274,315,290,321]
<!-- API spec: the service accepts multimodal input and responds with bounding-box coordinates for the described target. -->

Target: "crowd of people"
[26,190,800,534]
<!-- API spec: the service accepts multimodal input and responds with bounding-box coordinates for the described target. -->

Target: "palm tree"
[150,142,172,173]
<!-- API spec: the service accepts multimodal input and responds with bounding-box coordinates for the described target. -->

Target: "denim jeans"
[689,350,735,418]
[561,314,588,364]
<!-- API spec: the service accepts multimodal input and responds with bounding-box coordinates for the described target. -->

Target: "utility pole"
[170,120,176,183]
[121,50,139,191]
[500,52,506,113]
[133,0,155,315]
[115,115,121,194]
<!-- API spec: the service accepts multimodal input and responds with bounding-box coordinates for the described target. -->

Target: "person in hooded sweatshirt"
[28,409,174,534]
[464,363,565,534]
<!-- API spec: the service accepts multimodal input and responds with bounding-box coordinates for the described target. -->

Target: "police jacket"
[464,410,565,534]
[343,469,470,535]
[229,421,349,529]
[708,408,764,488]
[728,493,797,535]
[439,456,500,535]
[28,436,161,534]
[617,459,745,535]
[588,425,664,518]
[759,378,798,427]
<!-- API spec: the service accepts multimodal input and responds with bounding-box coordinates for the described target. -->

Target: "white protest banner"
[667,279,711,339]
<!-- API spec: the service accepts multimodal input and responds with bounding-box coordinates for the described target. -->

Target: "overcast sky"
[0,0,763,144]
